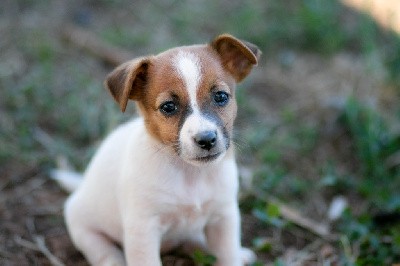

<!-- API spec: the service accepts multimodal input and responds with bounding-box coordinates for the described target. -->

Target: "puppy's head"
[105,34,261,166]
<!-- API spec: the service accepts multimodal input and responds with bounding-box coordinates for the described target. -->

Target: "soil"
[0,1,394,265]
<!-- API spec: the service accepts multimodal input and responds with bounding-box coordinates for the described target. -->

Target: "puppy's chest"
[158,174,220,231]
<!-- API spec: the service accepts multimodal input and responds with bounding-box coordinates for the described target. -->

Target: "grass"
[341,99,400,206]
[245,98,400,264]
[338,99,400,264]
[2,0,400,265]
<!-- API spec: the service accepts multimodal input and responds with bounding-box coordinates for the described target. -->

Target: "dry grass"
[342,0,400,33]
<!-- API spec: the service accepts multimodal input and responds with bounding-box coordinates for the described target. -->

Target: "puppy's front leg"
[205,204,243,266]
[123,218,162,266]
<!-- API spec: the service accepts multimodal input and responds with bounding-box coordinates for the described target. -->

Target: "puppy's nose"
[194,131,217,151]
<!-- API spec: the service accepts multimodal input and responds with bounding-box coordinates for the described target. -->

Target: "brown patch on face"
[135,49,190,147]
[195,47,238,138]
[104,35,260,152]
[135,45,239,150]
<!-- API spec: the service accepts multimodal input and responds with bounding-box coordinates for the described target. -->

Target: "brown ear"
[211,34,261,82]
[104,57,150,112]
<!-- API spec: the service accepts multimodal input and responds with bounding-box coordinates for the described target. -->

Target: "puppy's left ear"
[211,34,261,82]
[105,57,151,112]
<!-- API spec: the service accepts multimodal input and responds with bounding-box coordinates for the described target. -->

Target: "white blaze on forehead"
[174,51,225,163]
[173,52,202,109]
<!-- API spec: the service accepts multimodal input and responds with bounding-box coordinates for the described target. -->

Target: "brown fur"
[105,34,260,146]
[211,34,261,82]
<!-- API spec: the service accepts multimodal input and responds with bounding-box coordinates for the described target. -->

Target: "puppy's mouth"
[192,152,222,163]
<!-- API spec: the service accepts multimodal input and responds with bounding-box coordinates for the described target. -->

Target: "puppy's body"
[60,35,261,266]
[66,118,239,263]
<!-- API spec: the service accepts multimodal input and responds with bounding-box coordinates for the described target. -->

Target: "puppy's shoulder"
[94,118,145,154]
[106,118,144,140]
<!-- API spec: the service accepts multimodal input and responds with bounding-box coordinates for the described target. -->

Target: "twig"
[278,201,332,238]
[252,189,336,240]
[29,205,63,216]
[33,127,58,154]
[61,24,134,66]
[34,236,65,266]
[14,236,40,251]
[15,236,65,266]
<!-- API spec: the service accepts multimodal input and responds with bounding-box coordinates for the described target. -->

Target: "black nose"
[194,131,217,151]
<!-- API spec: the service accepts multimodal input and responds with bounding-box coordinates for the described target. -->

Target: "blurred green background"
[1,0,400,265]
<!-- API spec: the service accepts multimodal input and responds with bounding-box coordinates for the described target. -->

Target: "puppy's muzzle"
[194,130,217,151]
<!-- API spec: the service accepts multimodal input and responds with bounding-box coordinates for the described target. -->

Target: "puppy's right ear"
[105,57,151,112]
[211,34,261,82]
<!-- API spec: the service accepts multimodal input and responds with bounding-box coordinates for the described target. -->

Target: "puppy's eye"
[159,101,178,116]
[213,91,229,107]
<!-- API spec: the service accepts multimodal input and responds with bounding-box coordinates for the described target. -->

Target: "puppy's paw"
[241,247,256,265]
[99,256,125,266]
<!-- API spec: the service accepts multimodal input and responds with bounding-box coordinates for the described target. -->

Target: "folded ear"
[211,34,261,82]
[104,57,150,112]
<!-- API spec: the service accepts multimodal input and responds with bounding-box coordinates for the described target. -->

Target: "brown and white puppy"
[56,34,261,266]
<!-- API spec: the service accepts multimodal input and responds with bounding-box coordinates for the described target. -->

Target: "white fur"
[179,114,225,163]
[174,51,201,109]
[64,119,254,265]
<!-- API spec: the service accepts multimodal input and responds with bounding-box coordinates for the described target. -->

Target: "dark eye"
[159,101,178,116]
[213,91,229,106]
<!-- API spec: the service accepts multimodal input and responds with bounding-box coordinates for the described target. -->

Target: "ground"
[1,1,399,265]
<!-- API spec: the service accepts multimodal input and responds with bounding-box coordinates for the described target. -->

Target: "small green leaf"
[192,250,216,266]
[252,237,272,252]
[266,203,281,218]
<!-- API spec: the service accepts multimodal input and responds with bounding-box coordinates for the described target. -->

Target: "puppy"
[56,34,261,266]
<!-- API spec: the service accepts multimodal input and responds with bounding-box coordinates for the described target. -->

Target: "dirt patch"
[0,168,85,265]
[247,52,384,123]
